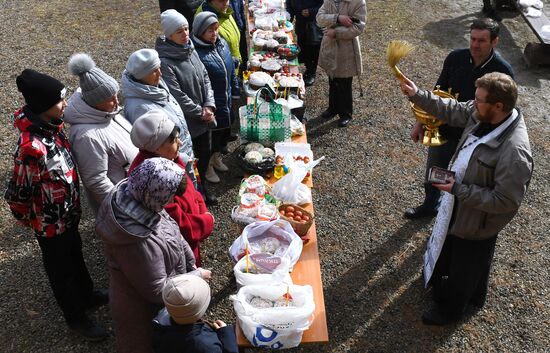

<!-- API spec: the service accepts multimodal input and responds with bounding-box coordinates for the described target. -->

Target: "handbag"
[239,87,292,146]
[305,21,323,45]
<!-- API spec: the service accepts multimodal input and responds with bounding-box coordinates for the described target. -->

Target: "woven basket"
[234,144,276,174]
[278,203,314,237]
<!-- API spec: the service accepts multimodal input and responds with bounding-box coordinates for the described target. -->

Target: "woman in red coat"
[129,109,214,266]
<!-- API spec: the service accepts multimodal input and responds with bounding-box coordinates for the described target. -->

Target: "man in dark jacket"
[4,69,108,341]
[400,72,533,325]
[404,18,513,219]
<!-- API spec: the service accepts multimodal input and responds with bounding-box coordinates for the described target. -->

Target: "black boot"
[68,316,109,342]
[338,117,352,127]
[318,109,336,120]
[85,289,109,311]
[422,307,453,326]
[304,72,316,87]
[403,204,438,219]
[204,191,218,206]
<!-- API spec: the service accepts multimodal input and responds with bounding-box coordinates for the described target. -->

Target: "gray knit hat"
[192,11,219,38]
[131,109,175,152]
[161,9,189,37]
[68,53,119,107]
[163,274,211,325]
[126,49,161,80]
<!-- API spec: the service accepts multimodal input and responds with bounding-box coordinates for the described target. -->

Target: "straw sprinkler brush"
[386,40,414,80]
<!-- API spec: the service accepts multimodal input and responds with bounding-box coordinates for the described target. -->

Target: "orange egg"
[294,215,302,222]
[286,206,295,213]
[286,212,294,218]
[302,215,310,221]
[280,210,285,216]
[295,210,302,217]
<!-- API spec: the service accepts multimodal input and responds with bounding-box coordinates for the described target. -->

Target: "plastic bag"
[290,115,305,136]
[231,284,315,349]
[271,156,324,205]
[228,219,303,270]
[234,254,292,287]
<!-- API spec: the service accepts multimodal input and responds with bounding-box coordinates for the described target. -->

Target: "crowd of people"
[3,0,533,352]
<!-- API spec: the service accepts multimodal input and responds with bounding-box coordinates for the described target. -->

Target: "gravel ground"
[0,0,548,352]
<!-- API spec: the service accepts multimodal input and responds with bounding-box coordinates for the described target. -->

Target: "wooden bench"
[235,130,329,350]
[518,8,550,66]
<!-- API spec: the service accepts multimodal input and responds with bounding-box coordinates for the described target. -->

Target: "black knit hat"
[16,69,66,114]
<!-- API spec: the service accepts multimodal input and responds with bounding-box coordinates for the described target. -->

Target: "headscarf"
[127,158,184,212]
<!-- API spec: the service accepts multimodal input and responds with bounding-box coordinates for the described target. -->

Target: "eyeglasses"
[474,97,490,104]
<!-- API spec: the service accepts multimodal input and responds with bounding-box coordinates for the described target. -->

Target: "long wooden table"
[236,1,328,347]
[236,130,329,349]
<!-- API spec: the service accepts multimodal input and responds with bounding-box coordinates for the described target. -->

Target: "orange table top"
[235,130,329,347]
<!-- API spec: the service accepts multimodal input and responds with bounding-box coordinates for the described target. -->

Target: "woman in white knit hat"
[65,53,138,214]
[121,48,199,191]
[156,9,219,204]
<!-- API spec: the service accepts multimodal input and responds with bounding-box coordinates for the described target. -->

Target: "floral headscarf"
[127,157,185,212]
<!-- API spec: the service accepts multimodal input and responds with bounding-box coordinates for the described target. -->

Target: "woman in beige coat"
[316,0,366,127]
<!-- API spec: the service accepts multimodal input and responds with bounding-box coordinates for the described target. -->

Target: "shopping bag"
[231,284,315,349]
[228,219,303,270]
[233,254,293,288]
[239,87,291,146]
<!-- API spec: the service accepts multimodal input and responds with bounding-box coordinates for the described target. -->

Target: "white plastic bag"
[229,220,303,270]
[271,156,324,205]
[231,284,315,349]
[234,254,292,287]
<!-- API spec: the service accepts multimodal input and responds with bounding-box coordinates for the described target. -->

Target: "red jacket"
[4,107,81,237]
[129,151,214,265]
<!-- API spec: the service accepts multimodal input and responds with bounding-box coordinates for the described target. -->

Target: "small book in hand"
[428,167,455,184]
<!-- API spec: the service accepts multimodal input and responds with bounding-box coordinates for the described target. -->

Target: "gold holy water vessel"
[386,40,459,146]
[411,86,458,146]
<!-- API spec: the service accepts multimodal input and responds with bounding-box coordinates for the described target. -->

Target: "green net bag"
[239,87,291,146]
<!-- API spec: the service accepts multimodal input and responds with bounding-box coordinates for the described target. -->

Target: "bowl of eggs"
[278,203,314,237]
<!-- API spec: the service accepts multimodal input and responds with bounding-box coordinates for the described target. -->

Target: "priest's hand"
[432,178,454,194]
[400,75,418,97]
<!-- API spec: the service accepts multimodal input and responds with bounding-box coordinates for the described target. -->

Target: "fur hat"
[16,69,66,114]
[125,49,161,80]
[161,9,189,37]
[130,109,175,152]
[68,53,119,107]
[163,274,211,325]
